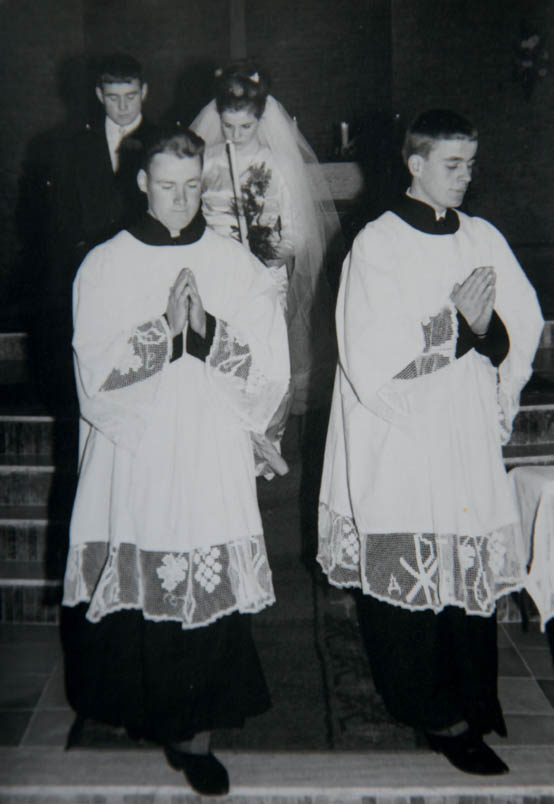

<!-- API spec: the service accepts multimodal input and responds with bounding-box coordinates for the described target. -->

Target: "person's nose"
[458,164,471,184]
[173,185,186,207]
[118,96,127,112]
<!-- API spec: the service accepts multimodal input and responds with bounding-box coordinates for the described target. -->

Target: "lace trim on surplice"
[101,317,168,390]
[63,533,274,629]
[208,319,285,434]
[394,305,457,380]
[317,503,525,616]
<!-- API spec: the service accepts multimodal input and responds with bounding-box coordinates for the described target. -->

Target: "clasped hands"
[451,265,496,336]
[165,268,206,338]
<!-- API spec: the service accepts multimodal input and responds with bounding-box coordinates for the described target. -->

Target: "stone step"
[0,577,61,623]
[0,413,77,457]
[503,441,554,467]
[0,505,67,583]
[509,403,554,446]
[1,746,553,802]
[0,333,28,361]
[0,414,55,456]
[0,456,75,507]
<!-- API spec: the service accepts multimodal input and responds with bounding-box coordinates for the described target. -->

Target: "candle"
[340,121,349,150]
[225,140,249,247]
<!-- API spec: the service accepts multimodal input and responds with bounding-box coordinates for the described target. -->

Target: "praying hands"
[165,267,206,338]
[451,265,496,336]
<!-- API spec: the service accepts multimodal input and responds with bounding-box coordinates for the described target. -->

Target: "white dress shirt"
[105,114,142,172]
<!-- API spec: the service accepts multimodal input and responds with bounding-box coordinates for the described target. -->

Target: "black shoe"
[164,744,230,796]
[426,729,509,775]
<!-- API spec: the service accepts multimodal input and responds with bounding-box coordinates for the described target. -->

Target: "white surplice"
[63,225,290,629]
[318,209,543,616]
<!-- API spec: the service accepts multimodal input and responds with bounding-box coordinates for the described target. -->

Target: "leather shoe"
[164,744,229,796]
[426,729,509,775]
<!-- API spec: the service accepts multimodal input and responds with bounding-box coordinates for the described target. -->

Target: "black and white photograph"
[0,1,553,801]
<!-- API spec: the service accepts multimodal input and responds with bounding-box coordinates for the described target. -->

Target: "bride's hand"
[264,239,294,267]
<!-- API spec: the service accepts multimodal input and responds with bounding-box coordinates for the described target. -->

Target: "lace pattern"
[101,318,168,391]
[318,503,525,616]
[63,533,274,629]
[394,305,457,380]
[208,319,284,434]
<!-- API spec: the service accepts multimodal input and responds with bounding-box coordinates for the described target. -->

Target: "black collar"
[127,210,206,245]
[392,194,460,235]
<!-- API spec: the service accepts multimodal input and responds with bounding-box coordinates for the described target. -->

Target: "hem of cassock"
[60,604,271,743]
[353,592,507,737]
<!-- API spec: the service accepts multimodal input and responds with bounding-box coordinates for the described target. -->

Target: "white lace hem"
[317,503,526,617]
[63,534,275,629]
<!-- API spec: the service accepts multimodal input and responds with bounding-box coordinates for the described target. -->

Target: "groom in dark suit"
[54,53,157,273]
[43,54,157,410]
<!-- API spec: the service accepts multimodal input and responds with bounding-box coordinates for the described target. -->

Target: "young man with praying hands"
[318,109,543,776]
[61,127,290,796]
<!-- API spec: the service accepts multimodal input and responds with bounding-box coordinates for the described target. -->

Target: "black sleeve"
[185,312,217,363]
[455,310,510,367]
[169,331,184,363]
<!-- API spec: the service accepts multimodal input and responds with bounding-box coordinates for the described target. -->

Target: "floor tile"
[498,676,553,714]
[0,710,32,745]
[504,620,551,649]
[0,623,60,643]
[497,624,512,648]
[489,713,554,746]
[498,644,532,676]
[538,679,554,708]
[0,673,48,709]
[20,708,75,747]
[65,717,153,750]
[0,640,61,677]
[37,660,70,709]
[520,647,554,680]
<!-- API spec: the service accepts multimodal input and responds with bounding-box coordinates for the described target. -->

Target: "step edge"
[0,578,61,587]
[0,465,56,472]
[0,415,56,422]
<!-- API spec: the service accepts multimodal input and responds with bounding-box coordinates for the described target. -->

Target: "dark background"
[1,0,553,319]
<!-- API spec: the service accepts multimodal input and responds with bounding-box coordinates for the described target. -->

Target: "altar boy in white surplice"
[318,110,543,776]
[61,127,289,796]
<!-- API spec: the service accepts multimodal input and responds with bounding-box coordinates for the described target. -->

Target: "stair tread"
[1,745,553,792]
[0,562,64,581]
[0,503,61,522]
[503,441,554,457]
[0,455,55,469]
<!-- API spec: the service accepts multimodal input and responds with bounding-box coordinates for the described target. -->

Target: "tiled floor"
[1,618,553,750]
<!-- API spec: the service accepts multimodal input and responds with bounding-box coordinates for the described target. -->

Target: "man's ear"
[137,168,148,193]
[408,153,424,179]
[140,82,148,103]
[95,86,105,106]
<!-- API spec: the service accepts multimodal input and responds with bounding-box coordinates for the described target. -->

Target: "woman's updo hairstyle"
[214,63,270,120]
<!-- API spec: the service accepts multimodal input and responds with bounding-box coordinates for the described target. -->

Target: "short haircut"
[214,62,269,119]
[402,109,478,165]
[142,127,205,172]
[96,53,144,88]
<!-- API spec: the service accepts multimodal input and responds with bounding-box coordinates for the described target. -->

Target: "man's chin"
[162,214,194,232]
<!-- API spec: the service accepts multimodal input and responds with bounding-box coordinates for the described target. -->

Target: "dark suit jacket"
[52,117,158,277]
